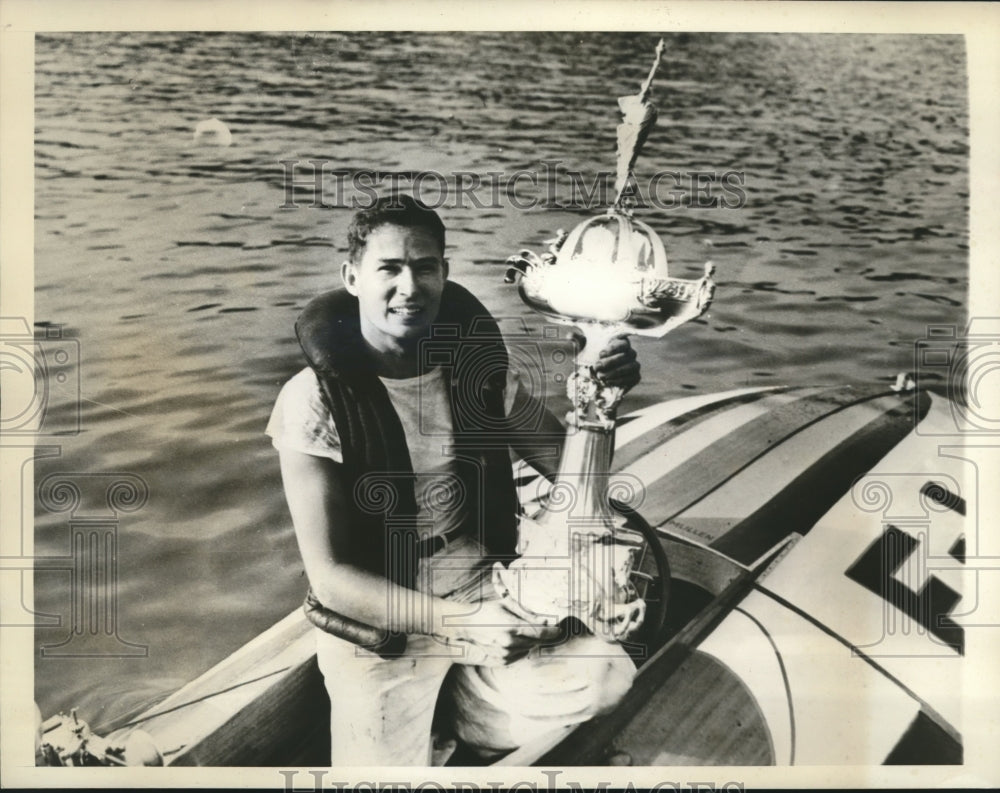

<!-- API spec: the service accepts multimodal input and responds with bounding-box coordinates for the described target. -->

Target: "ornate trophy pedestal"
[493,426,650,640]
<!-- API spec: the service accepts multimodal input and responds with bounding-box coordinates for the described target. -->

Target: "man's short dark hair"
[347,194,446,262]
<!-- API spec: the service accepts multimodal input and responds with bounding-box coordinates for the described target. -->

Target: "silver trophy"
[496,40,716,640]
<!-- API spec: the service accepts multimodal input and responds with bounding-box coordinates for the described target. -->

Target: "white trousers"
[315,536,636,766]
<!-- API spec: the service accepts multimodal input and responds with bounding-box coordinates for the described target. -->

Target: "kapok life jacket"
[294,280,520,593]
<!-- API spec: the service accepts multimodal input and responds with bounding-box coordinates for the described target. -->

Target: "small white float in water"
[193,118,232,147]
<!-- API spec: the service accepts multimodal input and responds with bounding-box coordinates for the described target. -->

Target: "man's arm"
[506,388,565,482]
[279,447,438,633]
[278,447,559,661]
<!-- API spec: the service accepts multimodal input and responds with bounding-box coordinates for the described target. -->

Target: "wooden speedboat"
[40,382,966,767]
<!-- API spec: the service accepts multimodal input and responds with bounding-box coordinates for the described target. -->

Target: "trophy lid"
[518,212,669,326]
[556,212,668,277]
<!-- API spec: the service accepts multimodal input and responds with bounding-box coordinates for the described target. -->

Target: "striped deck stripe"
[514,388,773,475]
[620,386,888,532]
[711,391,930,566]
[676,391,925,550]
[614,386,777,450]
[617,392,812,507]
[514,387,928,568]
[515,387,781,514]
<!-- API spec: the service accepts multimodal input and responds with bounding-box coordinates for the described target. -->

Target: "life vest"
[294,280,520,592]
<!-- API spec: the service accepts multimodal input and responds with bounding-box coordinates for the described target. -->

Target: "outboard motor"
[36,706,162,767]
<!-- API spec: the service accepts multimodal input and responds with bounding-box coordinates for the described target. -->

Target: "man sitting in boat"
[266,194,640,765]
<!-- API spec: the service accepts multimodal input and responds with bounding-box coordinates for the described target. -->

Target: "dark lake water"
[32,31,967,731]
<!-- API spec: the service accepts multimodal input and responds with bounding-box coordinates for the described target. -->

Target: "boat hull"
[112,384,963,767]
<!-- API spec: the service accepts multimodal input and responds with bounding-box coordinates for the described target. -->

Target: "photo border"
[2,1,998,788]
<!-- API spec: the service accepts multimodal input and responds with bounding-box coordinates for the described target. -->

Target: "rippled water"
[32,32,967,730]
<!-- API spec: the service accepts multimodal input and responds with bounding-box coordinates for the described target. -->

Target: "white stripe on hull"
[621,390,805,492]
[615,386,775,448]
[684,395,905,563]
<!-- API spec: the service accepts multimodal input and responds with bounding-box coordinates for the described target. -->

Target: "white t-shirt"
[266,366,523,538]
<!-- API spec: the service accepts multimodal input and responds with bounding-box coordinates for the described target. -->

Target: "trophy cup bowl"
[510,211,716,345]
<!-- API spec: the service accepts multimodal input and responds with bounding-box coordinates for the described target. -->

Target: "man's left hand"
[593,334,640,392]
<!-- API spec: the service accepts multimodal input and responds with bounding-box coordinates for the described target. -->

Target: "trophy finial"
[639,38,666,102]
[614,38,666,208]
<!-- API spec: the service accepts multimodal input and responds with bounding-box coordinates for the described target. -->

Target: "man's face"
[341,223,448,352]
